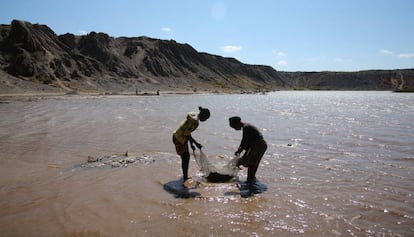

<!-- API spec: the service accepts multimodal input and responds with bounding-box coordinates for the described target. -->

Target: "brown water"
[0,91,413,236]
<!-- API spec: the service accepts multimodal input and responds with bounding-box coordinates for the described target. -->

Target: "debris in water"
[80,153,155,169]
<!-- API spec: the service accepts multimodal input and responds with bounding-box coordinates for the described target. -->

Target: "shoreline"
[0,89,222,102]
[0,88,273,101]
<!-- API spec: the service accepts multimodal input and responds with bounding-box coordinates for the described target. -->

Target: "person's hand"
[191,144,196,151]
[196,143,203,149]
[236,159,242,170]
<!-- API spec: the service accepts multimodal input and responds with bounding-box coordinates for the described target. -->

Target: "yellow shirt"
[173,112,199,144]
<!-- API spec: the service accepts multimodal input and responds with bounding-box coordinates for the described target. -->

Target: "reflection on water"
[0,91,413,236]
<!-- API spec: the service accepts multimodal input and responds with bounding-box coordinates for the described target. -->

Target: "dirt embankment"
[1,20,413,95]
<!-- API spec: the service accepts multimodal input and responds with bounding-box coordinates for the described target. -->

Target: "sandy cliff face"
[0,20,413,94]
[0,20,288,93]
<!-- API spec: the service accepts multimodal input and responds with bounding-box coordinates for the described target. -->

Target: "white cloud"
[380,49,394,55]
[222,45,242,53]
[398,53,414,59]
[161,27,172,32]
[277,60,288,67]
[276,51,286,57]
[79,30,88,35]
[332,58,353,67]
[380,49,414,59]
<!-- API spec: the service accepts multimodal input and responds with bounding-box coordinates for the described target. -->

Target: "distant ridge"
[279,70,414,91]
[0,20,413,94]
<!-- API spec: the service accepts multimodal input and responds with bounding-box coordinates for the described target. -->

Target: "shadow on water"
[225,180,268,198]
[163,178,201,199]
[163,178,268,199]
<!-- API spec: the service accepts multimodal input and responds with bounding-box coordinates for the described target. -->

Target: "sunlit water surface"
[0,91,413,236]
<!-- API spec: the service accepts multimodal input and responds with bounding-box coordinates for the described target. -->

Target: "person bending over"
[229,116,267,184]
[173,106,210,182]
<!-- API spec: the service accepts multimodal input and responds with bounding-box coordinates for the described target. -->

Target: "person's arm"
[235,148,242,156]
[236,125,251,156]
[186,115,201,149]
[188,135,202,150]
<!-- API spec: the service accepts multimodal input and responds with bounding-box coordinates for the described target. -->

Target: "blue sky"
[1,0,413,71]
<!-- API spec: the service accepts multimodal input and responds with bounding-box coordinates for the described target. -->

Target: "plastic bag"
[193,150,239,182]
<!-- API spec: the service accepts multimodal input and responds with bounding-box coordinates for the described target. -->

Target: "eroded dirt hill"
[0,20,413,94]
[0,20,288,93]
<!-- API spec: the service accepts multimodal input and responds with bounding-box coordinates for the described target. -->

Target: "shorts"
[172,135,188,155]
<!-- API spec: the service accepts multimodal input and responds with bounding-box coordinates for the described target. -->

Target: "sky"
[1,0,413,72]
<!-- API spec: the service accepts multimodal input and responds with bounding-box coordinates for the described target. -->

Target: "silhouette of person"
[229,116,267,184]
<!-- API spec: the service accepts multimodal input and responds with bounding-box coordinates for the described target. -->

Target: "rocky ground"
[79,152,156,169]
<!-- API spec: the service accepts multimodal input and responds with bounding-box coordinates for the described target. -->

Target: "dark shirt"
[239,123,264,151]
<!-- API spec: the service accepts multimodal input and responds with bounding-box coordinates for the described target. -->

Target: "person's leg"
[173,136,190,181]
[181,150,190,181]
[247,160,260,183]
[246,141,267,184]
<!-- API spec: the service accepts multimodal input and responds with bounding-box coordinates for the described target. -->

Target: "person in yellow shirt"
[173,106,210,182]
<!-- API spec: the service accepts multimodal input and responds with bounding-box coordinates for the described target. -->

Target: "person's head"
[198,106,210,122]
[229,116,243,130]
